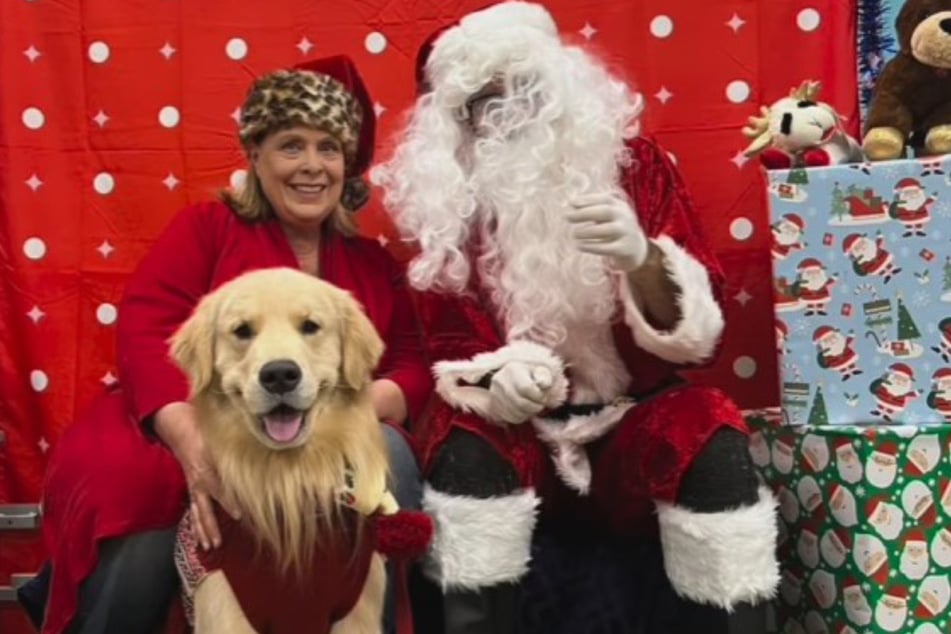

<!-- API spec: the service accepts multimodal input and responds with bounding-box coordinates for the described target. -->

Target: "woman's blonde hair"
[219,164,358,237]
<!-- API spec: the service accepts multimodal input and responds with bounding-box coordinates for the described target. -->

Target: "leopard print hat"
[238,55,376,209]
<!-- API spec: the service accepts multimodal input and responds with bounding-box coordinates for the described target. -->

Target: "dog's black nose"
[259,360,301,394]
[942,18,951,34]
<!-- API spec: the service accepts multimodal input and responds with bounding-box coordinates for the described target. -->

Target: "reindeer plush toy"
[743,80,863,169]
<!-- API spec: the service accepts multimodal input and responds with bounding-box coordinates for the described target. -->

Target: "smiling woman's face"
[251,126,345,234]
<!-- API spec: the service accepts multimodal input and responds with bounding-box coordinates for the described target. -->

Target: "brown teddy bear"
[863,0,951,160]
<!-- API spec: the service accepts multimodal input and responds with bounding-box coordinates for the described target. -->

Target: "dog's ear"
[168,291,221,396]
[339,294,384,390]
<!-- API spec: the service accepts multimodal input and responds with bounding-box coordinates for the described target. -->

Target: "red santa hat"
[798,257,824,270]
[830,527,852,551]
[874,441,899,458]
[813,326,836,343]
[842,233,862,253]
[934,367,951,381]
[865,495,889,520]
[940,317,951,336]
[915,594,940,619]
[889,363,915,380]
[841,577,861,594]
[783,213,805,231]
[884,584,907,603]
[865,558,890,586]
[903,529,927,546]
[895,177,923,191]
[833,437,854,453]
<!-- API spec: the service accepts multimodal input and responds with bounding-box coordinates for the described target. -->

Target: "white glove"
[566,194,649,272]
[488,361,555,424]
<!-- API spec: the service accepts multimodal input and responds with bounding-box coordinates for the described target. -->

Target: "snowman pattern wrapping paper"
[770,156,951,426]
[748,413,951,633]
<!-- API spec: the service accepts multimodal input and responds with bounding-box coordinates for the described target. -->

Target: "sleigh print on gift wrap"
[768,155,951,425]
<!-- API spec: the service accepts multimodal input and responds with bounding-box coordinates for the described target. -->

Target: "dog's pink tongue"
[263,411,303,442]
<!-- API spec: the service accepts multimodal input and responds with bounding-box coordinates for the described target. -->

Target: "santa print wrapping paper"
[770,156,951,425]
[748,413,951,634]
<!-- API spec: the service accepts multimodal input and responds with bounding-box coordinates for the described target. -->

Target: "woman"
[34,55,432,634]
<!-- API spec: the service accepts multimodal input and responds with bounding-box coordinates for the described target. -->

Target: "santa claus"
[797,522,821,569]
[930,526,951,567]
[906,434,941,475]
[900,529,930,580]
[772,213,806,260]
[773,436,797,474]
[927,368,951,422]
[931,318,951,363]
[842,577,872,626]
[793,258,835,315]
[901,480,937,527]
[869,364,919,422]
[940,478,951,516]
[749,429,770,467]
[874,586,909,632]
[776,318,789,355]
[866,496,905,540]
[842,233,901,284]
[372,3,779,631]
[866,441,900,488]
[820,527,851,568]
[808,569,837,609]
[828,482,858,526]
[853,532,889,584]
[801,434,830,472]
[889,177,934,237]
[835,437,863,483]
[812,326,861,381]
[915,575,951,620]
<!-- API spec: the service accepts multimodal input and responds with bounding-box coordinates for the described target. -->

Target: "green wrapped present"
[747,412,951,633]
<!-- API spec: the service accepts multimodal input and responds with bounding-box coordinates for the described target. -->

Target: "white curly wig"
[373,1,644,345]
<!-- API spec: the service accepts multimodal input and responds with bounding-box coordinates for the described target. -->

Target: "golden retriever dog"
[169,267,392,634]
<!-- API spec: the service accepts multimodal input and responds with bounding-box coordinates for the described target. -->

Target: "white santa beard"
[804,273,827,289]
[844,591,872,625]
[931,533,951,566]
[874,602,907,632]
[903,192,926,209]
[471,134,620,349]
[838,459,863,483]
[867,461,897,488]
[900,552,929,580]
[872,508,904,540]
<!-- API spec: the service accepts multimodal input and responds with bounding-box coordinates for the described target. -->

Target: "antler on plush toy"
[741,79,861,169]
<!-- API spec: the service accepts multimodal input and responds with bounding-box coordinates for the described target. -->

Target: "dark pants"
[23,425,424,634]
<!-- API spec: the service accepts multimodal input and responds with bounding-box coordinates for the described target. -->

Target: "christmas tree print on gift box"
[744,414,951,633]
[768,156,951,425]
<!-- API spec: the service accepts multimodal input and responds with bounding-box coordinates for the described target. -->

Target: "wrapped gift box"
[747,411,951,633]
[769,156,951,425]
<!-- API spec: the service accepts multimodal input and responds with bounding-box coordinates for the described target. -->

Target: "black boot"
[673,427,775,634]
[16,561,51,630]
[444,583,521,634]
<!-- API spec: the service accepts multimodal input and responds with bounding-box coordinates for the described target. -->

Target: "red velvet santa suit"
[41,201,432,634]
[413,137,778,603]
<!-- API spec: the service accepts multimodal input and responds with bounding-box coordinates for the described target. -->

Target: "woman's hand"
[154,402,239,550]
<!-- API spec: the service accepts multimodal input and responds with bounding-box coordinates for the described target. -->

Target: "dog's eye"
[233,323,254,340]
[797,100,816,108]
[301,319,321,335]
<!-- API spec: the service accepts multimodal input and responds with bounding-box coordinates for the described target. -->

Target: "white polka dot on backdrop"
[96,303,118,326]
[365,32,387,54]
[23,237,46,260]
[649,15,674,38]
[797,8,821,32]
[725,80,750,104]
[158,105,180,128]
[88,41,110,63]
[93,172,114,195]
[730,217,754,241]
[30,369,49,392]
[225,38,248,60]
[22,107,45,129]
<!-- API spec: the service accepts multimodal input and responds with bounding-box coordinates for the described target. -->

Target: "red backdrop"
[0,0,857,595]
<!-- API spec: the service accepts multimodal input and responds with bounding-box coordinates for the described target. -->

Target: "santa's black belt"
[541,378,686,422]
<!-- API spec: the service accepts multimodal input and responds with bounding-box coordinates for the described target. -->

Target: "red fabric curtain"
[0,0,856,509]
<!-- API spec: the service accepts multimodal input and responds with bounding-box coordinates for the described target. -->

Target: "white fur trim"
[533,401,636,493]
[433,341,568,422]
[656,486,780,610]
[422,487,539,590]
[619,235,724,365]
